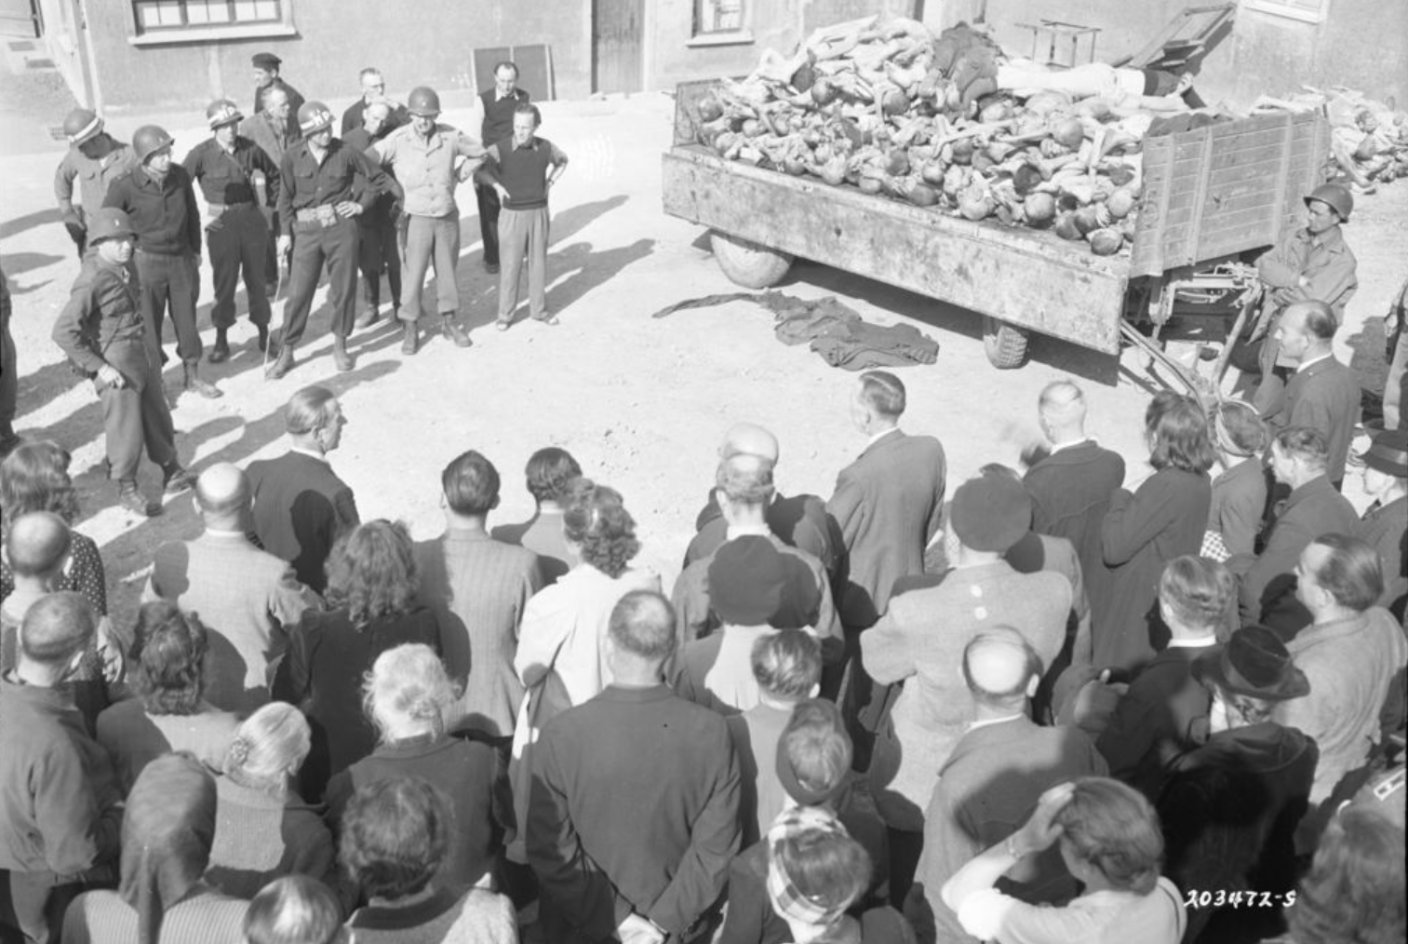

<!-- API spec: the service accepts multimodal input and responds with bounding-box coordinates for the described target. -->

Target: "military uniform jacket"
[51,255,149,382]
[55,142,138,229]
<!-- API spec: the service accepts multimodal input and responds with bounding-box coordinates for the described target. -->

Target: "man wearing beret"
[673,451,841,660]
[1356,429,1407,618]
[861,471,1071,907]
[672,535,821,715]
[251,52,304,139]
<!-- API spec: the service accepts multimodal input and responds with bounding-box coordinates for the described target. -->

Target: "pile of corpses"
[692,17,1149,257]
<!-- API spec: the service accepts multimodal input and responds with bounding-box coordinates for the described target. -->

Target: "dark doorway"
[593,0,643,94]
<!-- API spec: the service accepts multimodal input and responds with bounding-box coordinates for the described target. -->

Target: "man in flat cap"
[861,470,1072,906]
[54,108,136,258]
[252,52,304,139]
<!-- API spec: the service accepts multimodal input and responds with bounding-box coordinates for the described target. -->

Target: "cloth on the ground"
[651,292,939,370]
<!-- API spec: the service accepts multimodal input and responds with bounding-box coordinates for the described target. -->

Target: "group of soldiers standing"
[47,52,567,516]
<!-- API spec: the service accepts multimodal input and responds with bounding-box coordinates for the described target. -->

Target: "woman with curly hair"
[341,778,517,943]
[325,644,512,896]
[272,520,442,801]
[95,600,240,793]
[1096,392,1215,676]
[205,703,338,903]
[942,777,1186,943]
[508,479,658,852]
[1270,807,1405,944]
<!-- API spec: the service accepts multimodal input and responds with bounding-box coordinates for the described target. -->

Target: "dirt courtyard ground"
[3,92,1406,630]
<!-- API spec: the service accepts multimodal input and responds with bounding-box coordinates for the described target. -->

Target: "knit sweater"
[348,887,517,944]
[61,887,248,944]
[205,775,337,900]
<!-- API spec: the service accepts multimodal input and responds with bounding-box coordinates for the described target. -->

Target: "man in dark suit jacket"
[684,422,840,589]
[145,463,316,713]
[828,371,945,631]
[1355,429,1407,619]
[246,386,359,596]
[905,628,1106,944]
[1023,380,1126,631]
[1096,556,1224,799]
[1267,300,1362,487]
[528,590,740,944]
[1232,427,1358,632]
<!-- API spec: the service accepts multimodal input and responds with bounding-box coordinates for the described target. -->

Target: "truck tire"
[983,317,1030,369]
[710,230,793,289]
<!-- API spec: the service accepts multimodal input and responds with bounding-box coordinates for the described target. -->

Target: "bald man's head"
[1038,380,1088,437]
[6,511,71,580]
[962,627,1043,711]
[195,463,250,525]
[720,423,780,464]
[19,590,95,672]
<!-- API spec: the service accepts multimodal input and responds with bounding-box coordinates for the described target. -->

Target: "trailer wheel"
[983,317,1030,369]
[710,230,793,289]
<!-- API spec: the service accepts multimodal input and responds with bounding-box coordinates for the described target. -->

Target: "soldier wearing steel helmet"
[51,208,197,517]
[182,99,282,363]
[53,108,137,257]
[267,100,391,379]
[1233,182,1359,417]
[103,124,220,399]
[367,85,484,354]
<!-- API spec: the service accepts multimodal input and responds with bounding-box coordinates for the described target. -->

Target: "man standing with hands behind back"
[469,61,530,275]
[480,104,568,330]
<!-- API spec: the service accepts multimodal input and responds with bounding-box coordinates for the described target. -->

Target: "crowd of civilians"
[0,363,1404,944]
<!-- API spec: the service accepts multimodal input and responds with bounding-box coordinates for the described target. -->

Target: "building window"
[695,0,746,35]
[133,0,282,32]
[1241,0,1330,24]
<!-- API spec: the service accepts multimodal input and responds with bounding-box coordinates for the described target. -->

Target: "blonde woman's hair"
[362,644,457,743]
[226,702,311,794]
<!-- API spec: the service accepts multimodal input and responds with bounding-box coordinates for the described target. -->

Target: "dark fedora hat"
[1193,624,1310,702]
[1362,429,1408,478]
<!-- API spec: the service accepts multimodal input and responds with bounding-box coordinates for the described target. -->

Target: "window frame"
[689,0,753,47]
[128,0,296,47]
[1241,0,1331,25]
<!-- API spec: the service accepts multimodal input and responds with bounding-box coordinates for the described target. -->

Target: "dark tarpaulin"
[651,291,939,370]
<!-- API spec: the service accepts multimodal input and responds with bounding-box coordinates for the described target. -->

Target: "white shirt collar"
[968,713,1025,731]
[291,445,328,462]
[203,527,247,538]
[1048,437,1094,455]
[1166,636,1218,649]
[725,523,772,541]
[867,426,900,448]
[1296,352,1333,373]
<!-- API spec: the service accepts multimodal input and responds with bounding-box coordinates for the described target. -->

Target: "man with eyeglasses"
[341,67,409,136]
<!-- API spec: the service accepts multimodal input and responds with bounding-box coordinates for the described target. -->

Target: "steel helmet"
[297,100,334,136]
[133,125,174,163]
[63,108,103,146]
[87,208,136,245]
[1304,183,1353,222]
[406,86,441,117]
[206,98,243,130]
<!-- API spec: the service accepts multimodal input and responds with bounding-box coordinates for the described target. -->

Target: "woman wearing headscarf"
[61,752,248,943]
[95,601,239,793]
[205,702,338,902]
[272,519,442,801]
[324,644,512,896]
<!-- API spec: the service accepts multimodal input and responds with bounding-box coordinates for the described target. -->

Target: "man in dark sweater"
[469,61,530,274]
[246,386,359,596]
[528,590,741,944]
[479,103,568,329]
